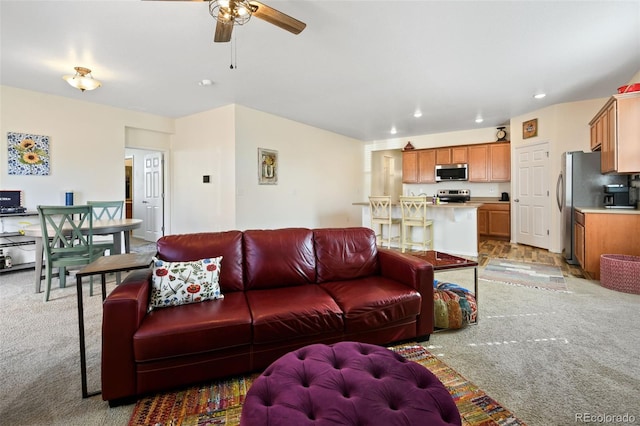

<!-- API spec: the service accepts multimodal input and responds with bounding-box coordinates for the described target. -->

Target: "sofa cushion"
[244,228,316,290]
[320,277,421,333]
[157,231,244,292]
[148,256,223,311]
[314,227,378,283]
[246,285,343,344]
[133,292,252,362]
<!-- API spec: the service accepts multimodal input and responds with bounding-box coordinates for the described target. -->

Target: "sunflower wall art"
[7,132,50,175]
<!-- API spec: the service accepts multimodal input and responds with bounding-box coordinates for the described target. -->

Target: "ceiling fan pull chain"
[229,35,238,69]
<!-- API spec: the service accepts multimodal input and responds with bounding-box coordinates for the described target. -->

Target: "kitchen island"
[355,201,482,257]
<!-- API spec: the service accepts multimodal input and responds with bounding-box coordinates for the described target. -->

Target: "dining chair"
[87,200,124,283]
[399,196,433,253]
[87,200,124,221]
[37,205,113,302]
[369,196,402,249]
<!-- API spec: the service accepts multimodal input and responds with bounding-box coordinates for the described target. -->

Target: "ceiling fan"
[149,0,306,42]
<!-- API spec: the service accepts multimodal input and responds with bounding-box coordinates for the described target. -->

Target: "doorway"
[125,148,166,242]
[513,141,550,249]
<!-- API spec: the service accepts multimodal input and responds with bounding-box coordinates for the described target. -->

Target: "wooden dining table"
[23,218,143,293]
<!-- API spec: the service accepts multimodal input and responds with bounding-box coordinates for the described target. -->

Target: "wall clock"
[496,127,507,141]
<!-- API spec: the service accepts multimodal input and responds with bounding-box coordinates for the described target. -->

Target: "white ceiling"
[1,0,639,141]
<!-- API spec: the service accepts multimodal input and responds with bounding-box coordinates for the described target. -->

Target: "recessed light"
[198,79,213,86]
[413,110,423,118]
[534,93,546,99]
[390,126,397,135]
[475,117,484,124]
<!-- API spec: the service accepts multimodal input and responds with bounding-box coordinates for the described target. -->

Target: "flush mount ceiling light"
[63,67,102,92]
[475,117,484,124]
[534,93,547,99]
[413,110,423,118]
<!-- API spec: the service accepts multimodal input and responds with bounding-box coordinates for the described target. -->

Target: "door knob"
[514,199,520,202]
[142,201,149,204]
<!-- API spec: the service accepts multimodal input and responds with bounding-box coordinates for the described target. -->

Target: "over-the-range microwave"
[435,163,468,181]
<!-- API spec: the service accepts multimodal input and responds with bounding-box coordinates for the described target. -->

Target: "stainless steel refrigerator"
[556,151,626,265]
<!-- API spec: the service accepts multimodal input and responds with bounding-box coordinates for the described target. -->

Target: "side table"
[75,252,154,398]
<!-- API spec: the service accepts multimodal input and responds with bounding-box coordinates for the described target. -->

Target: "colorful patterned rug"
[128,344,526,426]
[480,259,569,292]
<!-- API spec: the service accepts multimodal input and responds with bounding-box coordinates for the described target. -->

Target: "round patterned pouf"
[240,341,461,426]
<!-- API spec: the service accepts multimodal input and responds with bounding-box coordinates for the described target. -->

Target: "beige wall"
[1,86,365,238]
[0,86,173,209]
[172,105,237,234]
[234,105,364,230]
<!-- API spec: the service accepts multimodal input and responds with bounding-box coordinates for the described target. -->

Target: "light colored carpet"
[1,265,639,425]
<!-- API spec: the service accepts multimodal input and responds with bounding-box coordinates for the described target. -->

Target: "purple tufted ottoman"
[240,342,461,426]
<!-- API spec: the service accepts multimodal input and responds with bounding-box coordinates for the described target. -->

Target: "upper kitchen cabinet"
[467,144,489,182]
[590,92,640,174]
[489,142,511,181]
[467,142,510,182]
[402,149,436,183]
[402,150,418,183]
[436,146,468,165]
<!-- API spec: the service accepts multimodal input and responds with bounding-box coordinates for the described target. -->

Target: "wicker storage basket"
[600,254,640,294]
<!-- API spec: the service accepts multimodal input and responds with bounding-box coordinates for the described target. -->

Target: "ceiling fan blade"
[214,19,234,42]
[249,1,306,35]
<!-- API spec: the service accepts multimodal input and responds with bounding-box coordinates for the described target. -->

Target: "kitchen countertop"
[353,197,508,208]
[575,206,640,214]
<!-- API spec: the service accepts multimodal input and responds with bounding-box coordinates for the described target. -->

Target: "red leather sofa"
[101,227,434,405]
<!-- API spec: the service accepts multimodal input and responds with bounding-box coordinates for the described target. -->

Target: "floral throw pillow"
[148,256,224,311]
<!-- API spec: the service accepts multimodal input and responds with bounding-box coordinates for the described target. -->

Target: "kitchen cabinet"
[590,109,607,151]
[436,146,467,165]
[576,209,640,280]
[468,144,489,182]
[590,92,640,174]
[402,151,418,183]
[403,142,509,183]
[574,210,585,268]
[478,202,510,241]
[489,142,511,181]
[402,149,436,183]
[468,142,510,182]
[417,149,436,183]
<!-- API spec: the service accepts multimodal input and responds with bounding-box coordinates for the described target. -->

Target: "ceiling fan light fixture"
[210,0,252,26]
[62,66,102,92]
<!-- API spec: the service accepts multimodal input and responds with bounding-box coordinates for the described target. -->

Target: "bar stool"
[368,196,401,249]
[399,196,433,253]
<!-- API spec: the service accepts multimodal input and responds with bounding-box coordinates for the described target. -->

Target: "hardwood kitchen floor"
[477,240,584,278]
[394,240,584,279]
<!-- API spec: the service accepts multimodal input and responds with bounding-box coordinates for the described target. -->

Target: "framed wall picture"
[7,132,50,175]
[522,118,538,139]
[258,148,278,185]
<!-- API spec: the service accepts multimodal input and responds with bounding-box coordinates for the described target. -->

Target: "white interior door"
[143,152,164,242]
[514,142,550,249]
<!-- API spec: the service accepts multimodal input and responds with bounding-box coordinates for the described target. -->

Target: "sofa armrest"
[377,249,434,337]
[101,269,151,402]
